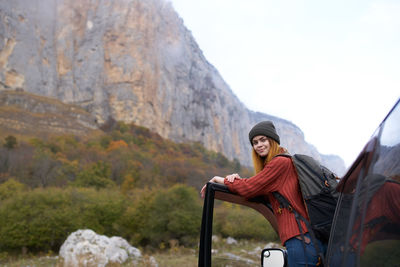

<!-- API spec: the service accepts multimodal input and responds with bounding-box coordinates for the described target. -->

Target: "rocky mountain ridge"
[0,0,346,174]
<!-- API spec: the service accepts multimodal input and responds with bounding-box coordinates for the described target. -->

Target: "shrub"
[121,185,202,247]
[0,188,75,252]
[0,178,27,200]
[0,187,125,253]
[214,202,278,242]
[68,187,126,235]
[4,136,17,149]
[72,161,115,189]
[151,184,202,245]
[0,185,203,253]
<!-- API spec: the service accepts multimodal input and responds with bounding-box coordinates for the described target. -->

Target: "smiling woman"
[200,120,327,267]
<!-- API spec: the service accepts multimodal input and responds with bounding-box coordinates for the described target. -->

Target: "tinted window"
[326,99,400,267]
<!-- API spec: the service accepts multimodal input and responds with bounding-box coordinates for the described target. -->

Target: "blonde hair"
[251,137,286,174]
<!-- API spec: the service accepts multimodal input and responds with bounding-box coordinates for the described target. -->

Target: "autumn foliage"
[0,123,276,254]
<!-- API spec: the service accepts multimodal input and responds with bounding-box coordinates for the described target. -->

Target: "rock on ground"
[58,229,141,267]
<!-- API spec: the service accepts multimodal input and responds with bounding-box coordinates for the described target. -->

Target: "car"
[198,98,400,267]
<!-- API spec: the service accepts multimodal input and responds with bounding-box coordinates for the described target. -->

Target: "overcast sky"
[168,0,400,167]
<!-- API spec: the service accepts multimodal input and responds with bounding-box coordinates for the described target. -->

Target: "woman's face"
[252,135,270,157]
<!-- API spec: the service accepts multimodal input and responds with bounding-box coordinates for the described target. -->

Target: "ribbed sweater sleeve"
[224,156,287,198]
[224,156,309,244]
[224,157,291,198]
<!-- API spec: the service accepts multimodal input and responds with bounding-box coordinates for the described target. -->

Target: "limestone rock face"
[58,229,142,267]
[0,0,345,173]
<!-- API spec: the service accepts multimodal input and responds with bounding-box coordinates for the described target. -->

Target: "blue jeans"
[285,233,327,267]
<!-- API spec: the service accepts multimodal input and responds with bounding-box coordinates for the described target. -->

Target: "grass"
[0,253,59,267]
[0,238,280,267]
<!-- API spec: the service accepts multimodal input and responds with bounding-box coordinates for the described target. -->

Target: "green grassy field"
[0,239,280,267]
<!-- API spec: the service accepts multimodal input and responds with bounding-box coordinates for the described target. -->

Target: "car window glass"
[326,100,400,267]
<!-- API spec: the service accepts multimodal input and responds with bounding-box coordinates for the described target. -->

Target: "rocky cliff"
[0,0,346,174]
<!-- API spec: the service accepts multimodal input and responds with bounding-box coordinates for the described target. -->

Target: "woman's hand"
[225,173,241,183]
[200,176,225,198]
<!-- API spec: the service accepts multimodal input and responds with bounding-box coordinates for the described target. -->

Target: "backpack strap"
[273,152,292,159]
[272,191,325,266]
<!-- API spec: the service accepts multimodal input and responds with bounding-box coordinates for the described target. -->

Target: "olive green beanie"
[248,121,280,145]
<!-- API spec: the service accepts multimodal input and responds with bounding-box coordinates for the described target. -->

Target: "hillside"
[0,116,252,190]
[0,90,99,137]
[0,0,345,174]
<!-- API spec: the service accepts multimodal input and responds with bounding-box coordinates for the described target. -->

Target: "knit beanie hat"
[248,121,280,145]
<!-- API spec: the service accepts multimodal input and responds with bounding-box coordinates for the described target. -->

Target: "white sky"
[168,0,400,167]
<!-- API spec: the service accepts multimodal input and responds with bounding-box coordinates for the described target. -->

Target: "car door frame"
[198,182,278,267]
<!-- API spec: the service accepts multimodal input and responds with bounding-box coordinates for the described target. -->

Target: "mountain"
[0,0,346,175]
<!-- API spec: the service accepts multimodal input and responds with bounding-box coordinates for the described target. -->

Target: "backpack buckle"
[317,256,322,266]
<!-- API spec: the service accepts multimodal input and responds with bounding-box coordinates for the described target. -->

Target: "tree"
[107,140,128,152]
[125,185,202,247]
[4,135,17,149]
[72,161,115,189]
[0,178,27,200]
[31,151,61,187]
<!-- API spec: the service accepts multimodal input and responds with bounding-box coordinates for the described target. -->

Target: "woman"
[200,121,325,267]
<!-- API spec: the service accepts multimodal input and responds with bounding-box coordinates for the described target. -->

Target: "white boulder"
[59,229,141,267]
[226,237,238,245]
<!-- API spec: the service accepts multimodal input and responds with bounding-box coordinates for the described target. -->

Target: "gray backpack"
[272,154,339,261]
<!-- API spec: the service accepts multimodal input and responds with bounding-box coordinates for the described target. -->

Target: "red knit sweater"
[224,156,309,244]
